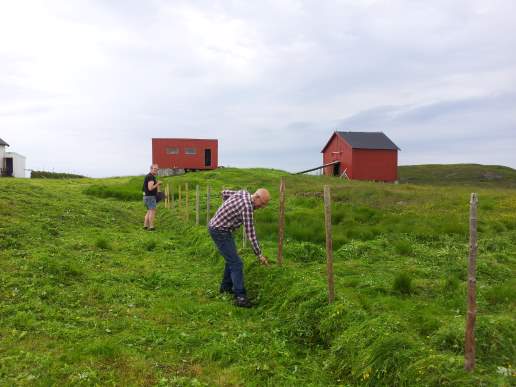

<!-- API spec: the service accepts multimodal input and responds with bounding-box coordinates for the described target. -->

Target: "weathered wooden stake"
[170,183,174,210]
[195,185,200,225]
[206,185,211,225]
[465,192,478,371]
[178,184,182,214]
[185,183,189,222]
[277,177,286,266]
[324,185,335,304]
[165,184,170,209]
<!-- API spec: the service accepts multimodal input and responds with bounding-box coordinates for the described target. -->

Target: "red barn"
[321,131,399,181]
[152,138,218,172]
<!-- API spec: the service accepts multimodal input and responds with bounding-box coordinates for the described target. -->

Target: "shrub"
[95,238,111,250]
[393,239,414,256]
[393,272,413,295]
[143,239,157,251]
[31,170,86,179]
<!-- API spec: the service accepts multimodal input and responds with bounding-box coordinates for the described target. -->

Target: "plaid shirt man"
[209,190,262,257]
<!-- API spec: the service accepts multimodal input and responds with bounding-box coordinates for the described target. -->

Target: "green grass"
[0,166,515,385]
[399,164,516,188]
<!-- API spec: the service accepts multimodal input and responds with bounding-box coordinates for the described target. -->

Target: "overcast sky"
[1,0,515,177]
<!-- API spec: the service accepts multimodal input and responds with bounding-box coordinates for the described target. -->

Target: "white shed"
[0,138,5,160]
[1,138,27,178]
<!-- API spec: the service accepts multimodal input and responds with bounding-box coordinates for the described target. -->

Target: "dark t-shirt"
[143,173,157,196]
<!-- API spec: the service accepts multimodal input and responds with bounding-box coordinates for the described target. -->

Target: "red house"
[152,138,218,172]
[321,131,399,181]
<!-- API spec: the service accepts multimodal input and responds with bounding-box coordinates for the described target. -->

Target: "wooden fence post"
[324,185,335,304]
[171,183,174,210]
[277,177,286,266]
[185,183,189,222]
[206,185,211,225]
[165,184,170,209]
[178,184,182,215]
[465,193,478,371]
[195,185,200,225]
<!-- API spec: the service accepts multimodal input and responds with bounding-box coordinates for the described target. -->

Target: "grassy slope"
[0,168,514,386]
[399,164,516,188]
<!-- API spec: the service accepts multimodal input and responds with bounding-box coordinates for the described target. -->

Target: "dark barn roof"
[0,138,9,146]
[322,131,400,152]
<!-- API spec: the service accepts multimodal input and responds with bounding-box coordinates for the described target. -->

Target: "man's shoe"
[234,296,253,308]
[220,287,233,295]
[148,227,155,231]
[143,226,148,230]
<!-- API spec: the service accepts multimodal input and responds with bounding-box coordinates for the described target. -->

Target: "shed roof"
[321,131,400,152]
[0,138,9,146]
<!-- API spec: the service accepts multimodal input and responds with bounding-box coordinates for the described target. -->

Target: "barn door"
[204,149,212,167]
[5,158,13,177]
[333,162,340,176]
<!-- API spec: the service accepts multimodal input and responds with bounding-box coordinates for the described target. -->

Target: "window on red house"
[166,147,179,155]
[185,148,196,155]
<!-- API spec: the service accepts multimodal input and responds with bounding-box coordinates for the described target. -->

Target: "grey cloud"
[338,93,516,131]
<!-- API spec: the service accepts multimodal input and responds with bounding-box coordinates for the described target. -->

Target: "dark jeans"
[208,227,246,297]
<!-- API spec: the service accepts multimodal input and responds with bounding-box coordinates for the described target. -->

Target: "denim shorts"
[143,195,157,209]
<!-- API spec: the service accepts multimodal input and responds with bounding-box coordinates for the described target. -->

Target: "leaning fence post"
[277,177,286,266]
[206,185,211,225]
[465,193,478,371]
[195,185,200,225]
[324,185,335,304]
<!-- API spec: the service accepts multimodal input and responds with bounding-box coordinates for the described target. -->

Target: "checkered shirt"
[209,190,262,257]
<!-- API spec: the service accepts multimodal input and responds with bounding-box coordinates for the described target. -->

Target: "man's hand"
[258,255,269,266]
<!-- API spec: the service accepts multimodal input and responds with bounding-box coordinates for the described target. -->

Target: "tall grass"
[0,167,514,385]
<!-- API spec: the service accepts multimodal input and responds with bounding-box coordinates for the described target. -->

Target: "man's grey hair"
[150,164,159,170]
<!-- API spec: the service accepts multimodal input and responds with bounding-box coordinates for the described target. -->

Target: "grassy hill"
[0,168,514,385]
[399,164,516,188]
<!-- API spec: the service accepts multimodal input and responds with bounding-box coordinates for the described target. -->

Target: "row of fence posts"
[161,177,335,301]
[161,179,478,372]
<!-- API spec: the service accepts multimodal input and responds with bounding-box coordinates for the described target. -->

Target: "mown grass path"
[1,169,514,386]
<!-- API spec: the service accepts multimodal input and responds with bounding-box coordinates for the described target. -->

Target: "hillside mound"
[398,164,516,187]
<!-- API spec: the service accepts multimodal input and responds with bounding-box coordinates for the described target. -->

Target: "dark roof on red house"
[321,131,400,152]
[0,138,9,146]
